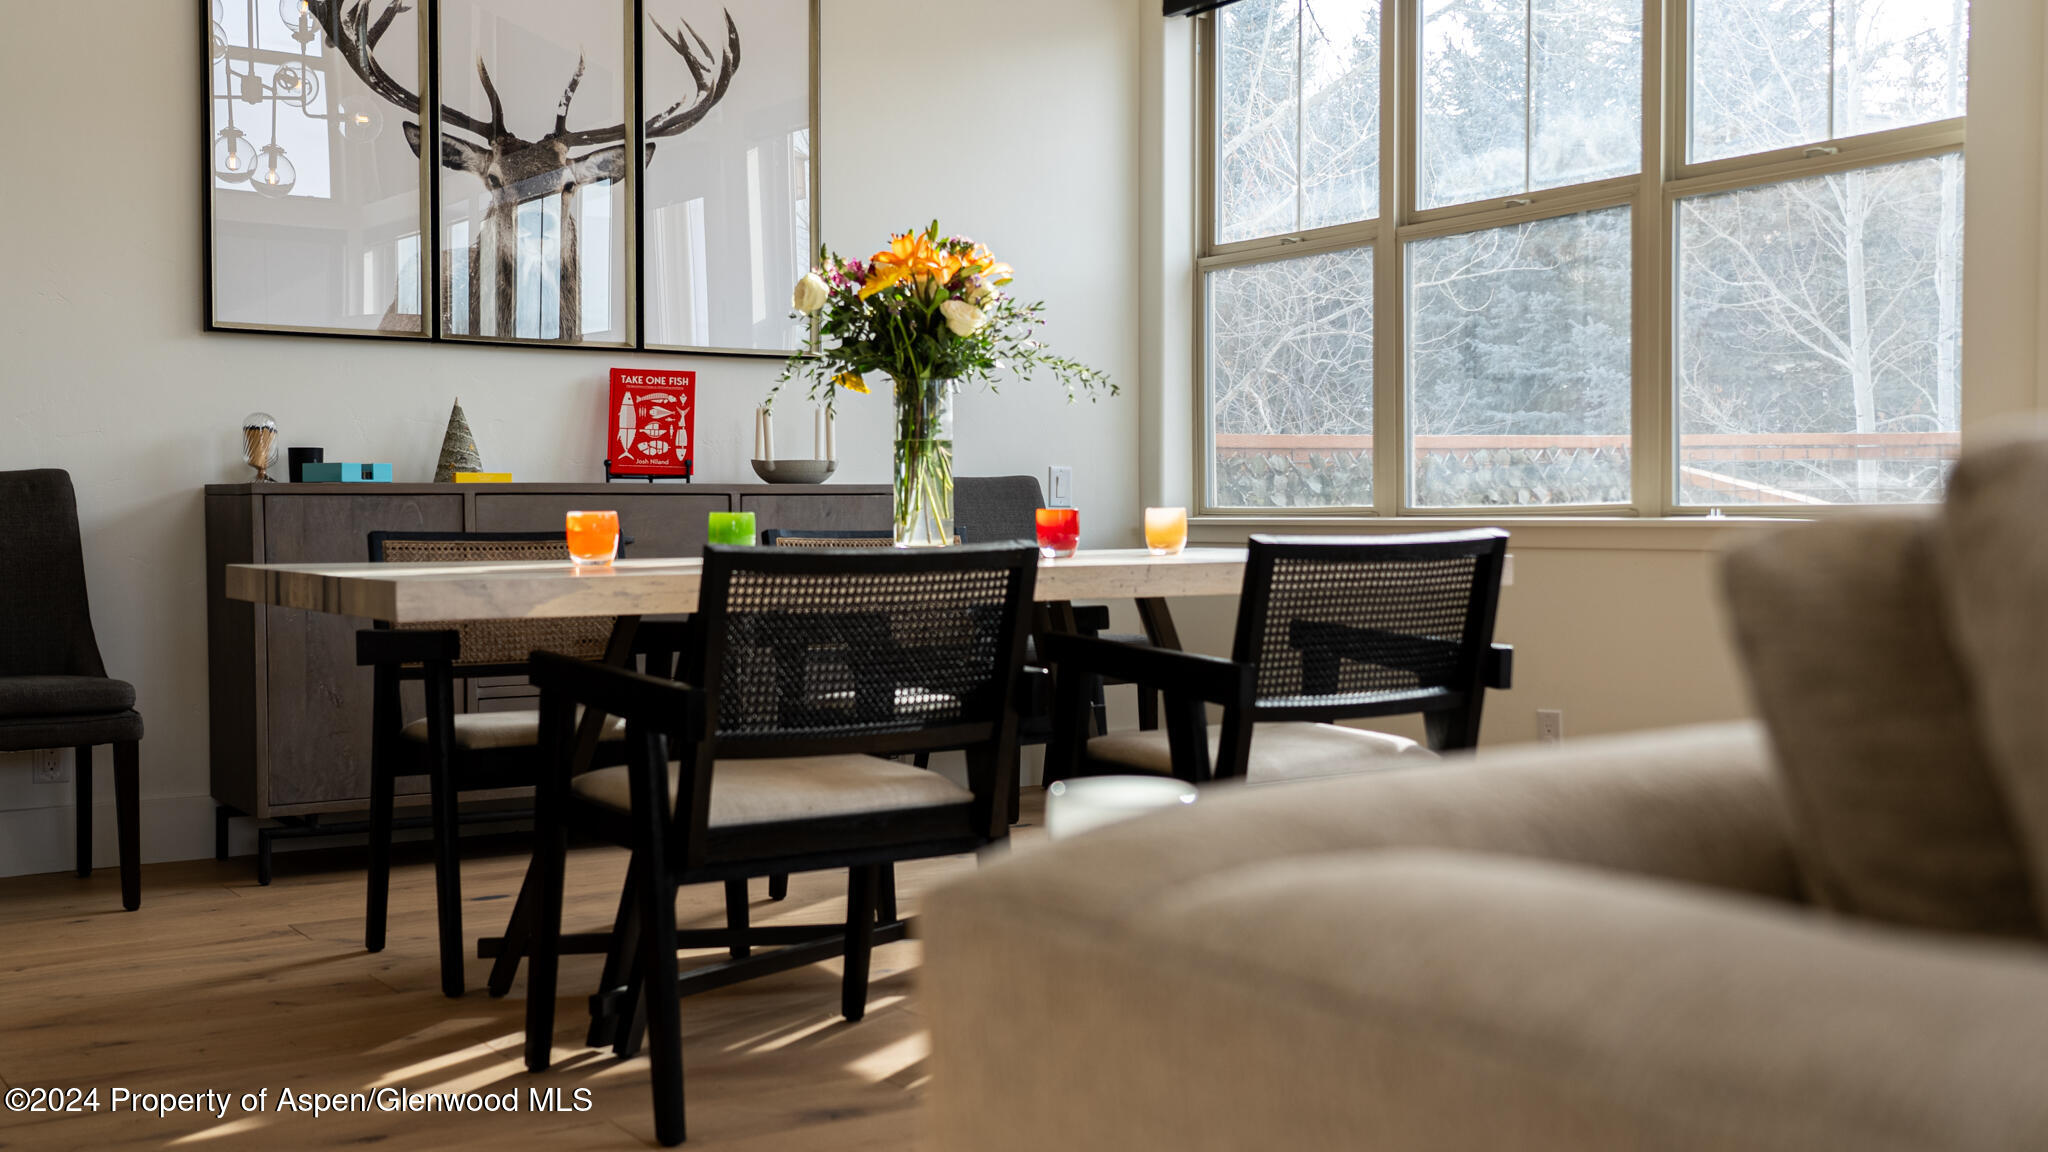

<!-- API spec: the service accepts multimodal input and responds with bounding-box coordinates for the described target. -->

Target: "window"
[1199,0,1967,513]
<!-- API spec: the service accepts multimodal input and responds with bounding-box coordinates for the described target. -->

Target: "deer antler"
[311,1,739,152]
[558,10,741,148]
[310,0,492,137]
[475,55,508,137]
[645,11,742,139]
[556,55,588,136]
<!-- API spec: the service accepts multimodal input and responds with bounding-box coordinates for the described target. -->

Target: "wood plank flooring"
[0,792,1048,1150]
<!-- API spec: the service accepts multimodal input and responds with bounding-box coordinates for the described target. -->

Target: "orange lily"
[860,231,947,299]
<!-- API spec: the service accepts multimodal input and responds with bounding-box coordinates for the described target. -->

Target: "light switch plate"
[1047,466,1074,507]
[1502,553,1515,587]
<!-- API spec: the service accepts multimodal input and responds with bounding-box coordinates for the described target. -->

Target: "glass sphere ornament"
[278,0,317,36]
[270,63,318,106]
[337,99,384,142]
[242,413,280,482]
[213,127,256,184]
[210,20,228,61]
[252,145,297,198]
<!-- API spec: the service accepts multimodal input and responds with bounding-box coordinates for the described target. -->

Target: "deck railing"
[1211,432,1961,508]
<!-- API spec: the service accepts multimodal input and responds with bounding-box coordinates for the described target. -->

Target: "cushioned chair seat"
[570,754,973,827]
[400,708,627,751]
[0,675,135,719]
[0,709,143,753]
[1087,721,1432,782]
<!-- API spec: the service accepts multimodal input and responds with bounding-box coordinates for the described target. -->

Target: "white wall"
[0,0,1141,875]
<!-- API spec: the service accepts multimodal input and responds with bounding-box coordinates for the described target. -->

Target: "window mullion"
[1635,0,1669,516]
[1376,0,1412,516]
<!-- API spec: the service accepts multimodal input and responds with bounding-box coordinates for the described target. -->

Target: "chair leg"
[427,760,465,998]
[522,773,570,1072]
[876,862,897,924]
[214,804,233,862]
[487,871,531,998]
[768,873,788,901]
[365,762,395,953]
[1137,686,1159,732]
[842,865,878,1023]
[638,874,685,1143]
[587,864,644,1049]
[74,745,92,878]
[723,879,750,960]
[113,741,140,911]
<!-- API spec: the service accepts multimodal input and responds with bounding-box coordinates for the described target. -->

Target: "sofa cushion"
[570,754,972,827]
[1087,721,1430,782]
[0,675,135,719]
[1724,517,2039,937]
[1936,434,2048,925]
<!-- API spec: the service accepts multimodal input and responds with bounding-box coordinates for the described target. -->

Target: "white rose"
[940,298,988,337]
[792,272,830,314]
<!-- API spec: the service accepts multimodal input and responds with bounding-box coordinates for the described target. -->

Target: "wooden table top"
[225,548,1248,623]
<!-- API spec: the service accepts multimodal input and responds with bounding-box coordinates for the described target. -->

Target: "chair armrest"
[630,618,694,656]
[528,650,708,742]
[1070,604,1112,635]
[1483,642,1512,689]
[356,627,460,666]
[926,846,2048,1152]
[1038,632,1253,707]
[1015,665,1051,716]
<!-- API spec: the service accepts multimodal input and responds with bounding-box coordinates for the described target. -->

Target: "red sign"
[607,369,695,477]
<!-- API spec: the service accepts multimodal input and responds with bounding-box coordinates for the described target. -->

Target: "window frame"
[1193,0,1967,520]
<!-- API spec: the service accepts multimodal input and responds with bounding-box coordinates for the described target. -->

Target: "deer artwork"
[308,0,739,342]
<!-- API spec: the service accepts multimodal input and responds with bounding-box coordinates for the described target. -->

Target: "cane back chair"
[1044,530,1514,784]
[520,542,1039,1147]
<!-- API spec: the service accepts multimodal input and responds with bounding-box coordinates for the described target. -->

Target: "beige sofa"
[921,437,2048,1151]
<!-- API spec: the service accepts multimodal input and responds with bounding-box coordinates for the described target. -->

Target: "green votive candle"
[707,511,757,546]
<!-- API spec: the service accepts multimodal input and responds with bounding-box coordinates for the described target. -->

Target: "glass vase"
[892,375,956,547]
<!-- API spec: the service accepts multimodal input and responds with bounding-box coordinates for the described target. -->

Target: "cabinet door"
[264,494,465,808]
[739,491,892,535]
[472,492,731,557]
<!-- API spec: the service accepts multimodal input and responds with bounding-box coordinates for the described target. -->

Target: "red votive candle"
[1035,507,1079,559]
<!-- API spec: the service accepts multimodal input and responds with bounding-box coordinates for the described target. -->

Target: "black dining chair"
[957,474,1157,735]
[519,542,1039,1147]
[357,530,644,998]
[1043,530,1513,784]
[0,469,142,910]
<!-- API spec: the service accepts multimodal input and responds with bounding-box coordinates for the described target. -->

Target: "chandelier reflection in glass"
[208,0,374,195]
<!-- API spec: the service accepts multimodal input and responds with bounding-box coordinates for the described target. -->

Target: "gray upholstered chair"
[0,469,141,910]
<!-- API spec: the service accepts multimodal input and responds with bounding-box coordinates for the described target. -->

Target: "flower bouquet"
[776,223,1113,547]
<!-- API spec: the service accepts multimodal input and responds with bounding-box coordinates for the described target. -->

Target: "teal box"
[301,462,393,483]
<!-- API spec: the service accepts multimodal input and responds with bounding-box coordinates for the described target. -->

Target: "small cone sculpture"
[433,397,484,482]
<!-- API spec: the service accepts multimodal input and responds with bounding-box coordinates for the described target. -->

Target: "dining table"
[223,546,1249,626]
[223,544,1248,996]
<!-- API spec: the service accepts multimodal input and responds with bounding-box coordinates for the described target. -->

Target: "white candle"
[814,406,823,460]
[763,409,775,463]
[825,409,836,461]
[753,408,764,459]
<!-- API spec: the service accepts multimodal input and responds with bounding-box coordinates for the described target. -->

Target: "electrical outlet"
[1047,466,1074,507]
[32,748,70,784]
[1536,709,1564,745]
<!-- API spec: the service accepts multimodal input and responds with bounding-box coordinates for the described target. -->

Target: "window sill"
[1185,513,1837,552]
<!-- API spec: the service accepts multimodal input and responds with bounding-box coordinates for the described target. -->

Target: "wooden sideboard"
[204,481,890,820]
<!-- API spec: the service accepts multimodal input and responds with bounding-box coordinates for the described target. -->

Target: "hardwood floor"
[0,791,1048,1150]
